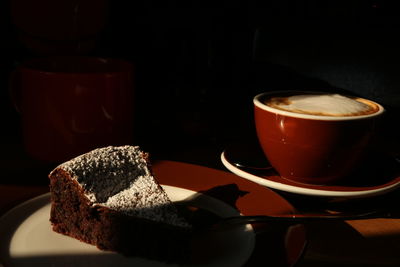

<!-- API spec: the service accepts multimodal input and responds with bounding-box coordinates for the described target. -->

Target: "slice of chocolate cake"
[49,146,192,262]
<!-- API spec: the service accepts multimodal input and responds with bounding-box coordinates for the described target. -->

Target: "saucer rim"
[221,151,400,198]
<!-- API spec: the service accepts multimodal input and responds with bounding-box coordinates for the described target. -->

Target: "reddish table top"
[1,146,400,267]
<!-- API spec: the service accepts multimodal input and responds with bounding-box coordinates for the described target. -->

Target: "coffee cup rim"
[254,91,385,121]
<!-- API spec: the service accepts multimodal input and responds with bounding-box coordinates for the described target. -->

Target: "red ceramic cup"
[13,56,134,163]
[254,91,385,185]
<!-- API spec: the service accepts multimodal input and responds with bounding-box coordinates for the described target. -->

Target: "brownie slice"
[49,146,192,262]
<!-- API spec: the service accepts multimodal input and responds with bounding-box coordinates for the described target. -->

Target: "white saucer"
[221,151,400,198]
[0,185,255,267]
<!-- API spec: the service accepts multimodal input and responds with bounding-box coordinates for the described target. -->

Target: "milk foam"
[268,94,376,116]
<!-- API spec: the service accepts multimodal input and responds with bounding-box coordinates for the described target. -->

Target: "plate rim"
[0,185,255,267]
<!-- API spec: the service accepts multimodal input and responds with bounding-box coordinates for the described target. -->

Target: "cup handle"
[223,142,272,170]
[8,69,22,114]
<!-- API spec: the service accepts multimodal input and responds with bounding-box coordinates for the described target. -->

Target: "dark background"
[1,0,400,171]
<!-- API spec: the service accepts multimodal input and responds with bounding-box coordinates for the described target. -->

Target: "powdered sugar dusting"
[57,146,190,228]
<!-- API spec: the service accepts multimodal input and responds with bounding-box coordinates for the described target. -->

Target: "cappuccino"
[254,91,385,184]
[265,93,379,117]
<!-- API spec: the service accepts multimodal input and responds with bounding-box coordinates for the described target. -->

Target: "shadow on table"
[3,254,172,267]
[297,219,400,267]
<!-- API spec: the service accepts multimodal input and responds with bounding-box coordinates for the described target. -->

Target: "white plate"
[221,151,400,198]
[0,185,255,267]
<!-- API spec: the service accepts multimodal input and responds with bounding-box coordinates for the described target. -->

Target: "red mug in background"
[254,91,385,185]
[12,56,134,163]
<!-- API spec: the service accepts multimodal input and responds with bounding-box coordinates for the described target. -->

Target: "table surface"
[1,142,400,267]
